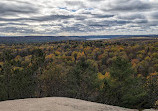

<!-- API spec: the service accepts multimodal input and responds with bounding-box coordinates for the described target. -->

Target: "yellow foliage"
[93,48,99,52]
[55,51,61,56]
[72,51,78,61]
[79,45,83,49]
[137,74,143,78]
[145,56,151,61]
[98,72,105,89]
[146,72,158,86]
[0,62,4,66]
[28,63,33,67]
[46,53,54,59]
[72,51,85,61]
[155,100,158,108]
[25,55,32,62]
[98,72,110,80]
[62,56,72,61]
[77,52,82,59]
[154,64,158,69]
[147,72,158,79]
[81,51,85,56]
[13,66,23,71]
[72,51,78,56]
[118,46,124,51]
[15,55,22,62]
[137,54,143,59]
[152,52,158,58]
[98,72,110,89]
[138,50,145,54]
[98,72,105,80]
[84,46,91,52]
[111,47,117,52]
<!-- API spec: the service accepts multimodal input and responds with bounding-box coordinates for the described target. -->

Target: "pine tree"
[100,57,147,109]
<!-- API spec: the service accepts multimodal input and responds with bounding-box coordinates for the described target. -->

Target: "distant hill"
[0,35,158,43]
[0,36,84,44]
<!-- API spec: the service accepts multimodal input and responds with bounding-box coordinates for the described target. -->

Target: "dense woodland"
[0,39,158,109]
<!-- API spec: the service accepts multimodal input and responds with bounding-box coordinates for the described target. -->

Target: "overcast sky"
[0,0,158,36]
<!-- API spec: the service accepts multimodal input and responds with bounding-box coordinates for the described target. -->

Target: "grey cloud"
[133,19,148,24]
[0,14,74,22]
[88,0,104,2]
[0,27,35,34]
[86,19,131,28]
[58,18,133,33]
[148,20,158,26]
[88,24,109,27]
[118,14,145,20]
[0,23,28,26]
[30,14,74,21]
[61,26,85,32]
[4,0,32,5]
[0,2,38,16]
[61,22,103,32]
[65,1,84,5]
[0,0,158,35]
[65,1,85,8]
[81,11,92,15]
[116,20,131,24]
[128,24,140,28]
[75,15,87,20]
[92,14,114,18]
[0,18,29,22]
[151,12,158,19]
[87,20,110,27]
[103,0,151,12]
[80,11,115,19]
[41,24,62,27]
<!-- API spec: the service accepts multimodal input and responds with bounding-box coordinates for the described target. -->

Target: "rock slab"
[0,97,156,111]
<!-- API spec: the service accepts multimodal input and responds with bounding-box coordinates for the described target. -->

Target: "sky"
[0,0,158,36]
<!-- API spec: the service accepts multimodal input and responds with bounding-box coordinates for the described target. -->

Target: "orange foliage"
[131,59,139,67]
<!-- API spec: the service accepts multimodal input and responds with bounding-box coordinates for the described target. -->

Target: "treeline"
[0,40,158,109]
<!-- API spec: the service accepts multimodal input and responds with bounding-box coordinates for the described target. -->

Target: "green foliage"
[0,49,45,100]
[31,49,45,70]
[38,64,67,97]
[11,68,36,99]
[145,73,158,108]
[67,57,100,101]
[110,57,134,81]
[100,57,147,109]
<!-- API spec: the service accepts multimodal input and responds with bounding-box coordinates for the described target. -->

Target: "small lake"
[86,38,110,40]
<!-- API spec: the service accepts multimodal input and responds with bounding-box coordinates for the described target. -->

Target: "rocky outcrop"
[0,97,157,111]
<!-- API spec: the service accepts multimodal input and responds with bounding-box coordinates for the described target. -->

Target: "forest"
[0,38,158,110]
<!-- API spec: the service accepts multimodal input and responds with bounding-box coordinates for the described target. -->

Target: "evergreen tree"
[67,57,100,101]
[100,57,147,109]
